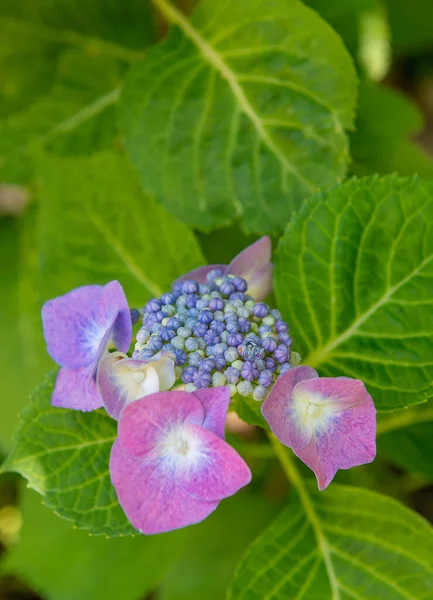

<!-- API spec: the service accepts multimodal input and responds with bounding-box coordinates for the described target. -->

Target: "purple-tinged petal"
[41,281,131,369]
[261,366,319,448]
[97,281,132,354]
[174,265,227,286]
[97,351,176,420]
[110,440,220,535]
[192,387,230,439]
[262,368,376,490]
[117,391,205,457]
[227,237,273,301]
[52,365,103,412]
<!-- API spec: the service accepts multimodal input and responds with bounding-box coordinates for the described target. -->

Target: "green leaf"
[159,490,278,600]
[275,175,433,410]
[377,402,433,479]
[120,0,357,233]
[229,482,433,599]
[2,372,132,537]
[0,49,124,183]
[36,151,205,307]
[350,82,433,179]
[1,487,186,600]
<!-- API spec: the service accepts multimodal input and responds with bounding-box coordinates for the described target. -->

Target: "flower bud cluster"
[133,270,293,399]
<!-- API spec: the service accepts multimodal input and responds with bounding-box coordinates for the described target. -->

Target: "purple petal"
[174,265,227,286]
[192,387,230,439]
[227,237,273,301]
[262,368,376,490]
[261,366,319,448]
[110,440,220,535]
[292,378,376,490]
[52,365,103,412]
[41,281,131,369]
[117,391,205,457]
[97,351,176,420]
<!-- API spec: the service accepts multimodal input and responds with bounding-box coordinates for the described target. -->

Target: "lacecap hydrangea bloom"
[41,236,376,533]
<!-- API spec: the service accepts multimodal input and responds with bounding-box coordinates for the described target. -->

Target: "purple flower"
[175,237,273,301]
[41,281,132,412]
[110,388,251,534]
[97,350,176,420]
[261,366,376,490]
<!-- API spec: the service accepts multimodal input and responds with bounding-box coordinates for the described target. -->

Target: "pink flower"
[41,281,131,411]
[110,387,251,534]
[261,366,376,489]
[176,236,273,301]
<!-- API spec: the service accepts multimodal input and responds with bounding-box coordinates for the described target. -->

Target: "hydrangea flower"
[261,366,376,489]
[41,281,131,411]
[97,350,176,419]
[133,272,293,399]
[176,236,273,301]
[110,387,251,534]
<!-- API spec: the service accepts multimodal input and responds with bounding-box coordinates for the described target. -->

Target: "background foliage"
[1,0,433,598]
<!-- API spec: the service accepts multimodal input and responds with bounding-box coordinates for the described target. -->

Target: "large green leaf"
[120,0,357,233]
[2,373,132,536]
[1,487,186,600]
[229,481,433,599]
[350,82,433,179]
[37,151,205,307]
[275,175,433,410]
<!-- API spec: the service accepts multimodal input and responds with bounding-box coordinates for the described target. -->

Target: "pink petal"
[110,440,220,534]
[175,424,251,501]
[174,265,227,286]
[41,281,131,369]
[117,391,205,457]
[261,366,319,448]
[52,365,103,412]
[228,236,273,301]
[192,387,230,439]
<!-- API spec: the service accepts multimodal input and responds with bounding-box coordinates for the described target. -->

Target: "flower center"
[132,371,145,383]
[306,403,320,417]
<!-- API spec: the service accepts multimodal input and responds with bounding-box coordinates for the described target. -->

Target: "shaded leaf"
[120,0,357,233]
[229,482,433,599]
[275,175,433,410]
[350,82,433,179]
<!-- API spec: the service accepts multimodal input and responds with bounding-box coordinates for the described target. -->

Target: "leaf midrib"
[153,0,316,192]
[305,252,433,368]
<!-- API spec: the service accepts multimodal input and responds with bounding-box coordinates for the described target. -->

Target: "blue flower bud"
[203,331,220,345]
[166,317,181,330]
[146,299,162,313]
[207,268,223,282]
[139,348,154,360]
[160,328,176,342]
[214,342,228,355]
[265,357,277,372]
[182,280,199,294]
[213,355,226,370]
[147,335,163,352]
[279,362,292,375]
[173,349,187,366]
[224,347,239,363]
[193,322,208,337]
[212,372,227,387]
[177,327,192,339]
[196,299,209,310]
[241,361,259,382]
[253,385,267,401]
[130,308,140,324]
[232,277,248,292]
[199,358,215,373]
[160,292,175,305]
[185,296,197,309]
[149,322,163,334]
[262,337,277,352]
[237,381,253,396]
[210,320,225,335]
[193,370,212,389]
[171,336,185,350]
[227,333,243,347]
[258,369,273,387]
[225,366,240,384]
[237,317,251,333]
[226,321,240,334]
[136,327,150,344]
[220,280,235,297]
[181,366,197,384]
[188,351,202,366]
[279,332,292,345]
[209,298,224,311]
[199,283,212,295]
[274,344,289,363]
[252,302,269,318]
[198,309,213,324]
[275,320,289,333]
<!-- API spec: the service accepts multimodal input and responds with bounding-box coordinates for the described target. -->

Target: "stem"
[268,433,340,600]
